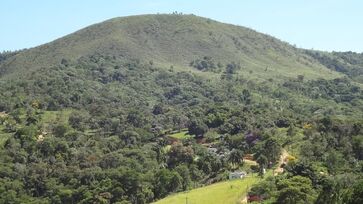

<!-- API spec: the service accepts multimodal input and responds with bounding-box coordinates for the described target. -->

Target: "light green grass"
[153,176,260,204]
[41,109,73,125]
[169,131,192,139]
[162,145,172,153]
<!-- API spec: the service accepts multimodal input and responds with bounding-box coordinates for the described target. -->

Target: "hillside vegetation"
[0,14,339,81]
[0,14,362,204]
[305,50,363,83]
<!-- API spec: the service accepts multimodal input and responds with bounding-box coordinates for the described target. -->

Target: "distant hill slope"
[304,50,363,83]
[0,14,340,80]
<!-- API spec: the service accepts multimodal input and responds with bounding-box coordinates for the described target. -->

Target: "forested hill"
[0,14,362,204]
[0,14,339,80]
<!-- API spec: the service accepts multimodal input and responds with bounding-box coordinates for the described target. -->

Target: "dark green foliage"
[316,174,359,204]
[348,180,363,204]
[188,119,208,136]
[225,62,240,74]
[352,135,363,160]
[174,165,192,191]
[248,177,276,200]
[275,176,316,204]
[153,169,182,198]
[228,149,244,167]
[254,137,281,165]
[190,56,218,72]
[283,77,363,104]
[167,144,194,167]
[68,111,90,131]
[256,155,268,169]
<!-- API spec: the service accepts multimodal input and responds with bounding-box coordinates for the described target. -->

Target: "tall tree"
[228,149,244,168]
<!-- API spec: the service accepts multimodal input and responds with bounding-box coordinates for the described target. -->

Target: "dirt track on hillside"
[240,149,290,203]
[274,149,289,175]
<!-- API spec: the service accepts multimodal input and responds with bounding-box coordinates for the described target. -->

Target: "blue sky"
[1,0,362,52]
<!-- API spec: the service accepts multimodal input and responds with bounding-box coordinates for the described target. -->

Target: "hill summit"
[0,14,338,80]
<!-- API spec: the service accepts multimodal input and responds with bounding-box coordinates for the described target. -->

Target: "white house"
[229,171,247,180]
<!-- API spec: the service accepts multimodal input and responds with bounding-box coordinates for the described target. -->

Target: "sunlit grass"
[153,176,260,204]
[169,131,192,139]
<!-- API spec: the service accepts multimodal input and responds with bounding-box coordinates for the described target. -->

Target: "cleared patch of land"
[39,109,73,132]
[153,176,260,204]
[169,131,192,139]
[41,109,73,125]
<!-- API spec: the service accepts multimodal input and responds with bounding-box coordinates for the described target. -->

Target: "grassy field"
[169,131,192,139]
[153,176,260,204]
[41,109,73,124]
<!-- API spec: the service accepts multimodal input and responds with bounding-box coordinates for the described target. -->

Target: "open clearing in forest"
[153,176,260,204]
[155,149,290,204]
[169,131,192,139]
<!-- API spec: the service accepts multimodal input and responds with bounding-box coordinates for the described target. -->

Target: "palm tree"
[228,149,244,169]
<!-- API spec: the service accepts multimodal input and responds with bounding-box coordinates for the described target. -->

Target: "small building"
[229,171,247,180]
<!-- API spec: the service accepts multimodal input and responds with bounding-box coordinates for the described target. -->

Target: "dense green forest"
[0,14,362,204]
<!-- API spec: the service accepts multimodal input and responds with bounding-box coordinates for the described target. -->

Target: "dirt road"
[240,149,290,203]
[274,149,289,176]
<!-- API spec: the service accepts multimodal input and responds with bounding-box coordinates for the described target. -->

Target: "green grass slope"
[0,14,340,81]
[153,176,260,204]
